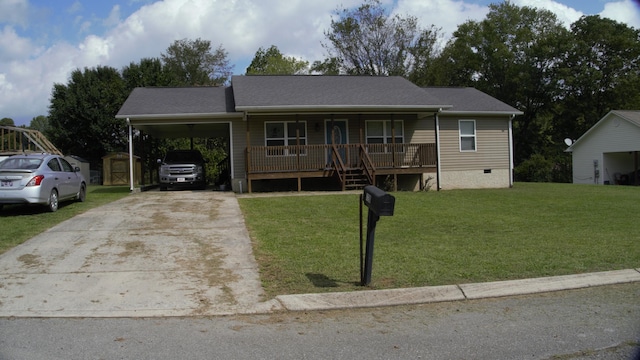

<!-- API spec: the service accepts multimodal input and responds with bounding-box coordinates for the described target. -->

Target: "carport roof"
[116,86,237,119]
[116,87,239,138]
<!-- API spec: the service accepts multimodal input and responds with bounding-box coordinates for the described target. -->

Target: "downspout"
[435,110,442,191]
[127,118,134,192]
[508,114,515,188]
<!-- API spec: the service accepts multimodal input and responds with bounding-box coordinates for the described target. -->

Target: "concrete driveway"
[0,190,280,317]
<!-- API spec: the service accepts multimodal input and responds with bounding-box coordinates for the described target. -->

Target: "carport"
[116,87,242,191]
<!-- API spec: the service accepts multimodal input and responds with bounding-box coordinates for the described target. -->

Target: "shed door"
[110,159,128,185]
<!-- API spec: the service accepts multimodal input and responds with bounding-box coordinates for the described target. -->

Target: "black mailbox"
[360,186,396,286]
[363,185,395,216]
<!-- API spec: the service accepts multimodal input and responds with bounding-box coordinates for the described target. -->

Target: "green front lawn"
[239,183,640,297]
[0,186,130,254]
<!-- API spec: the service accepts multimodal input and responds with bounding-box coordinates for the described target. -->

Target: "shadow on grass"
[89,186,131,194]
[306,273,339,288]
[306,273,361,288]
[0,202,74,217]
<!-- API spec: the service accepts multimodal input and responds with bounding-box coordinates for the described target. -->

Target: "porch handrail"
[359,144,375,186]
[330,144,347,190]
[246,143,436,174]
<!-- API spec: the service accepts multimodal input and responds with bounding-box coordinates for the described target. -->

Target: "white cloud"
[104,5,122,28]
[0,25,37,62]
[396,0,489,37]
[0,0,29,27]
[511,0,585,26]
[601,0,640,28]
[67,1,83,15]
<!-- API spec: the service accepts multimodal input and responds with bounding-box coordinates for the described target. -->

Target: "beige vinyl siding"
[245,113,424,146]
[406,115,434,144]
[231,117,247,180]
[439,115,510,171]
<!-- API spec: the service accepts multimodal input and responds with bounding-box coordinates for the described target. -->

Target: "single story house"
[566,110,640,185]
[116,75,522,193]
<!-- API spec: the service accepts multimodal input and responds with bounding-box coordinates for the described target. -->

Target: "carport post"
[127,118,134,192]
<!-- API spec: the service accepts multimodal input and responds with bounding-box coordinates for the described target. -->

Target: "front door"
[326,119,348,166]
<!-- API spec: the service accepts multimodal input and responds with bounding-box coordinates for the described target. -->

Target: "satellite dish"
[564,138,573,146]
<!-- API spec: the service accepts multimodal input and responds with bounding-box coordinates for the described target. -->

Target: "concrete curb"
[273,269,640,312]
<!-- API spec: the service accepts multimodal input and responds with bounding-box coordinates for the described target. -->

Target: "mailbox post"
[361,185,395,286]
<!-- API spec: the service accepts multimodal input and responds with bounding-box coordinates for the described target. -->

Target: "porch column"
[127,118,134,192]
[635,151,639,186]
[245,113,252,193]
[391,114,397,191]
[296,115,301,191]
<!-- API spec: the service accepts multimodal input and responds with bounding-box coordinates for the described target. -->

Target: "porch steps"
[343,168,370,190]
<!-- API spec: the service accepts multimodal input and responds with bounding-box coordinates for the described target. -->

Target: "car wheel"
[47,189,59,212]
[160,185,167,191]
[77,183,87,202]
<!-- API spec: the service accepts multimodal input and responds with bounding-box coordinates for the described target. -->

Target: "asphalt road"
[1,283,638,360]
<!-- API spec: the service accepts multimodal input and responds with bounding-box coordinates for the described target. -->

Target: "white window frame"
[365,120,404,153]
[264,121,307,156]
[459,119,476,152]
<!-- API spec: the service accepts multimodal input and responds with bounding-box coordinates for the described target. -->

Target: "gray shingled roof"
[116,78,524,120]
[612,110,640,126]
[231,75,450,112]
[422,87,522,114]
[116,86,235,118]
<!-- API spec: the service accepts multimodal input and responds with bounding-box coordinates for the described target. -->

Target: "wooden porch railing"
[359,144,375,186]
[247,143,436,174]
[330,144,348,190]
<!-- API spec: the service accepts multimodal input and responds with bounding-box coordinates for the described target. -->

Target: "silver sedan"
[0,154,87,212]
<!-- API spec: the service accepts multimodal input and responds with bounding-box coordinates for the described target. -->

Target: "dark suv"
[157,150,206,190]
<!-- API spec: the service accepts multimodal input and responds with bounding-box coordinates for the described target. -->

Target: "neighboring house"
[566,110,640,185]
[116,75,522,193]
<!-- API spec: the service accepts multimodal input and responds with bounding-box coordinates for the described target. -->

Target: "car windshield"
[164,152,202,163]
[0,158,43,170]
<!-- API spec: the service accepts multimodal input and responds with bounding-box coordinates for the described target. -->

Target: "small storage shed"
[102,152,142,186]
[566,110,640,185]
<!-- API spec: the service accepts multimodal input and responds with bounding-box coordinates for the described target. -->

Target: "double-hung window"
[459,120,476,152]
[365,120,404,152]
[265,121,307,156]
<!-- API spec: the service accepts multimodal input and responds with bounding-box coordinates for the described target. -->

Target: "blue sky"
[1,0,639,126]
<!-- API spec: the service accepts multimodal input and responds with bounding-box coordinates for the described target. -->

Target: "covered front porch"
[246,142,437,192]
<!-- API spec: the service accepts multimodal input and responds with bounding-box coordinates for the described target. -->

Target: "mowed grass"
[0,186,130,254]
[238,183,640,297]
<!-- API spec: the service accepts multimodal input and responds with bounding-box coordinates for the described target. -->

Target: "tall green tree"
[122,57,171,90]
[246,45,309,75]
[555,15,640,141]
[435,2,568,167]
[161,38,233,86]
[47,66,128,164]
[29,115,49,133]
[321,0,441,77]
[310,57,341,75]
[0,118,15,126]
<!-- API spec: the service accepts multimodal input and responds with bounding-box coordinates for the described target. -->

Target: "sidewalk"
[274,269,640,312]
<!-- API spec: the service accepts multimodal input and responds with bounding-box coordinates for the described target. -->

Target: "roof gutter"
[115,112,243,120]
[234,104,453,113]
[439,110,524,116]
